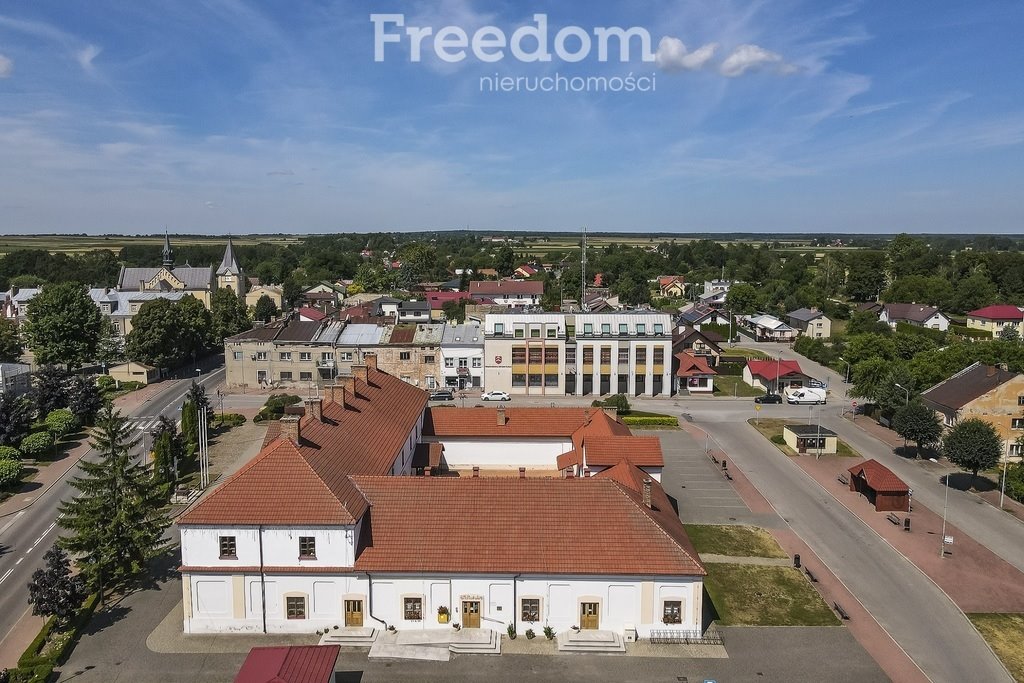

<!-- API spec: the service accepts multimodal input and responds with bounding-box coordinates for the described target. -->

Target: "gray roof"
[883,303,944,324]
[118,265,214,290]
[312,321,346,344]
[441,324,483,345]
[920,362,1020,413]
[216,237,242,276]
[785,424,838,437]
[399,300,431,312]
[788,308,827,323]
[336,323,384,346]
[413,324,446,345]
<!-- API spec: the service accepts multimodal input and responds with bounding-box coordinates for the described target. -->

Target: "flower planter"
[438,613,450,624]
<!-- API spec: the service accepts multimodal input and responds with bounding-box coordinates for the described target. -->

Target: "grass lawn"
[968,613,1024,681]
[683,524,788,559]
[704,564,840,626]
[748,418,861,458]
[714,375,765,397]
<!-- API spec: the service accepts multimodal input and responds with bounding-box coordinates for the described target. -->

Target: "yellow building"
[966,305,1024,339]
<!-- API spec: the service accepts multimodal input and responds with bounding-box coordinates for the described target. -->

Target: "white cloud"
[720,44,791,77]
[0,53,12,78]
[654,37,718,72]
[76,44,101,74]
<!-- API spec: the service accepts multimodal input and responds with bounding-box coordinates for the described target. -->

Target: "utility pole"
[580,226,587,312]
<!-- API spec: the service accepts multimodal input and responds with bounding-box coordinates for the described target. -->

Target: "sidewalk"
[678,422,928,683]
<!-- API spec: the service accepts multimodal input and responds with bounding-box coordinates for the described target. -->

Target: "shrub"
[19,432,53,459]
[771,434,786,445]
[212,413,246,429]
[525,628,536,639]
[44,409,78,440]
[622,416,678,426]
[543,625,555,640]
[95,375,115,391]
[18,593,98,671]
[506,622,517,640]
[0,446,21,461]
[949,324,992,340]
[0,459,24,488]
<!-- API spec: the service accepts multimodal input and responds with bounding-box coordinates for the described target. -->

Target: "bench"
[804,567,818,583]
[724,471,733,481]
[833,602,850,620]
[886,512,902,526]
[711,454,719,464]
[837,473,850,485]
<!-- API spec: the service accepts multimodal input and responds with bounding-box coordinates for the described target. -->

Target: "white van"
[785,387,827,404]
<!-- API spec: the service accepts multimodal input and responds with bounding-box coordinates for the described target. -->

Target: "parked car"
[807,379,826,389]
[481,390,511,401]
[785,387,827,405]
[754,393,783,404]
[429,389,454,401]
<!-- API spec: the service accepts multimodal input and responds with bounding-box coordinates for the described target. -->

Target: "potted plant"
[437,606,450,624]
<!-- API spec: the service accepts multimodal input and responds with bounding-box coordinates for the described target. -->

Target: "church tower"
[161,230,174,269]
[216,236,245,297]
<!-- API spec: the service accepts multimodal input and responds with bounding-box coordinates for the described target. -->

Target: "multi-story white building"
[439,323,484,390]
[483,312,673,397]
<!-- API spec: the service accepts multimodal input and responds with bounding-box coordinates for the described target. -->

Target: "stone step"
[450,630,501,655]
[319,627,378,648]
[368,640,451,662]
[556,630,625,654]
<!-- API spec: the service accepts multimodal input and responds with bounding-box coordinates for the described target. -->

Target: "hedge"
[0,459,23,488]
[622,416,678,426]
[212,413,247,428]
[895,322,947,343]
[949,324,992,340]
[19,432,54,459]
[0,446,21,461]
[14,592,99,682]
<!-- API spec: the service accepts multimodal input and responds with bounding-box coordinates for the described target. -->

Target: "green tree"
[846,310,891,336]
[999,327,1021,342]
[942,418,1002,489]
[612,272,651,306]
[45,408,78,440]
[892,402,943,456]
[211,287,251,343]
[67,375,103,425]
[31,364,72,416]
[176,294,212,363]
[0,393,33,447]
[725,283,759,315]
[0,445,21,461]
[844,251,886,302]
[253,294,279,323]
[20,431,54,459]
[95,317,125,368]
[27,546,86,626]
[282,277,303,309]
[495,244,515,277]
[0,458,23,488]
[125,298,184,368]
[180,399,198,451]
[22,283,102,368]
[953,272,998,314]
[58,404,169,599]
[843,333,895,366]
[0,318,24,362]
[849,357,891,402]
[151,431,177,486]
[441,299,466,323]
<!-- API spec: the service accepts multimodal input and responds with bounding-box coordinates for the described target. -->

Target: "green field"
[684,524,788,559]
[714,375,765,397]
[0,234,302,256]
[968,613,1024,681]
[704,564,840,626]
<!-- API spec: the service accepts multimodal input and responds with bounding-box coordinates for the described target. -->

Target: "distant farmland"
[0,234,302,256]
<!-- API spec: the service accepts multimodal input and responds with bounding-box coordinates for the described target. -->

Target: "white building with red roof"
[966,304,1024,338]
[742,358,813,393]
[177,358,703,640]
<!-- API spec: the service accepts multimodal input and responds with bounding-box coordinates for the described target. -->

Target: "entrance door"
[797,438,807,454]
[580,602,599,630]
[462,600,481,628]
[344,599,363,627]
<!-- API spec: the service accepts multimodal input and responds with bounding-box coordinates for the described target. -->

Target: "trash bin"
[793,553,801,568]
[904,517,911,532]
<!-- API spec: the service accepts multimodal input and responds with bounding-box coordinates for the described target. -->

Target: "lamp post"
[839,357,851,384]
[894,382,910,406]
[1000,439,1010,509]
[930,457,950,558]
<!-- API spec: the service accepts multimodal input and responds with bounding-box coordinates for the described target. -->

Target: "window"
[619,323,628,334]
[472,357,482,368]
[636,348,647,363]
[298,536,316,559]
[286,596,306,620]
[566,325,575,337]
[279,352,292,361]
[512,374,527,387]
[547,327,557,338]
[458,358,468,368]
[601,323,611,335]
[279,371,293,381]
[544,348,558,364]
[583,323,593,335]
[494,323,504,335]
[233,351,242,360]
[424,355,435,364]
[565,347,576,364]
[662,600,682,624]
[321,352,332,361]
[514,327,525,338]
[219,536,236,559]
[618,348,629,364]
[530,328,540,338]
[299,372,313,381]
[654,323,664,335]
[299,352,312,362]
[600,348,611,364]
[528,348,542,364]
[426,375,436,389]
[255,351,268,361]
[582,348,593,364]
[1019,396,1024,406]
[521,598,540,622]
[1013,418,1024,430]
[512,348,527,364]
[529,374,542,387]
[340,352,353,362]
[404,597,423,620]
[637,323,646,335]
[1012,443,1024,457]
[399,351,411,361]
[445,358,455,368]
[653,348,665,364]
[544,374,559,386]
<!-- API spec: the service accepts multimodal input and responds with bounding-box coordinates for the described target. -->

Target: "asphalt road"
[0,367,225,652]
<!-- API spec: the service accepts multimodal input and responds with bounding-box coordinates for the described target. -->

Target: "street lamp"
[894,382,910,405]
[839,357,851,384]
[929,457,951,558]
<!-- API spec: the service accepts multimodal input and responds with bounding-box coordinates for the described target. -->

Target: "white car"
[480,390,511,401]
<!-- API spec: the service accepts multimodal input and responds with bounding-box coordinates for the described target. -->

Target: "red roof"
[425,407,593,438]
[584,436,664,467]
[847,459,909,493]
[179,368,428,526]
[350,476,704,576]
[425,291,474,309]
[675,352,716,377]
[234,645,340,683]
[296,307,327,321]
[968,305,1024,321]
[746,359,803,381]
[468,280,543,296]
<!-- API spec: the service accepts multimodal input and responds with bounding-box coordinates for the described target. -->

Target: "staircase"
[449,628,501,655]
[556,629,626,654]
[318,627,378,648]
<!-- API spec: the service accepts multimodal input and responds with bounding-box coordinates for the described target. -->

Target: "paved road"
[0,367,226,653]
[693,405,1010,681]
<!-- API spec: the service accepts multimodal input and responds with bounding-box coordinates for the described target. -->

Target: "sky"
[0,1,1022,235]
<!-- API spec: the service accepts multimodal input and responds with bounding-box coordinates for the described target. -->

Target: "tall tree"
[844,251,886,302]
[253,294,279,323]
[441,299,466,323]
[58,404,169,598]
[66,375,103,425]
[725,283,760,315]
[495,244,515,277]
[95,317,125,368]
[942,418,1002,489]
[0,393,33,447]
[210,287,250,343]
[892,402,943,456]
[30,364,72,416]
[27,546,86,626]
[613,272,651,306]
[176,294,212,363]
[22,283,103,368]
[125,298,183,369]
[0,318,24,362]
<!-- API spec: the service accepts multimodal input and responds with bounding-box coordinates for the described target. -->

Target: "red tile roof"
[234,645,340,683]
[675,352,716,377]
[468,280,543,296]
[179,368,428,526]
[746,359,803,381]
[425,407,593,438]
[296,306,327,321]
[350,476,704,576]
[968,305,1024,321]
[848,459,909,493]
[425,292,474,309]
[584,436,664,467]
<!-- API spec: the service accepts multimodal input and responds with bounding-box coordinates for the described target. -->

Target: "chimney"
[304,398,323,422]
[642,479,652,509]
[365,352,378,370]
[987,365,997,377]
[472,466,480,478]
[602,407,618,421]
[139,279,146,292]
[518,467,526,479]
[280,415,300,443]
[424,468,431,477]
[325,384,347,408]
[497,406,507,426]
[584,467,593,478]
[353,363,369,385]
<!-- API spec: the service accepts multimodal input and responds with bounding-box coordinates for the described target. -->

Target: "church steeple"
[216,236,245,298]
[161,230,174,269]
[217,236,241,276]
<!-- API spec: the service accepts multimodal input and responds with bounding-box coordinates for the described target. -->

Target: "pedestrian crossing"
[124,416,166,435]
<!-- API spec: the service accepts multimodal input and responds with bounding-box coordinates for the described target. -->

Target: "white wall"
[181,526,357,568]
[428,437,572,469]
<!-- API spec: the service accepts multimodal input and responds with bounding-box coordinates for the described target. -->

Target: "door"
[462,600,481,628]
[797,438,807,454]
[344,599,363,627]
[580,602,599,630]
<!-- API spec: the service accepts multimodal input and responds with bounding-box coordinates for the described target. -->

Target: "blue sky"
[0,1,1022,234]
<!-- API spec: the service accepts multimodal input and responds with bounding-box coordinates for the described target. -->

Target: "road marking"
[15,557,23,564]
[0,510,26,536]
[0,569,12,585]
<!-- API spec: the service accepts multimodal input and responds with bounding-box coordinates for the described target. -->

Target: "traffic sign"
[852,400,858,407]
[755,405,761,411]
